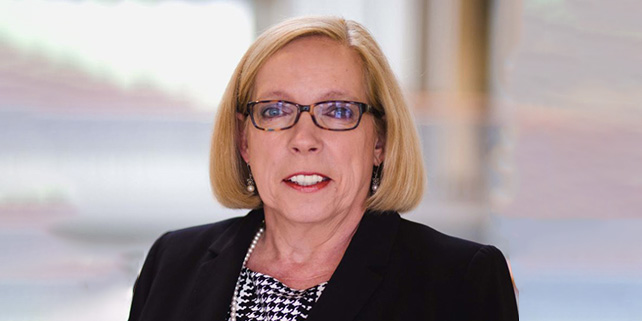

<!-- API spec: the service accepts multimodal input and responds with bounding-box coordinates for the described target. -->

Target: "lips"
[283,173,331,190]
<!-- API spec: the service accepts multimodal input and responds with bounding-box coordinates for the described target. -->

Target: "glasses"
[246,100,380,131]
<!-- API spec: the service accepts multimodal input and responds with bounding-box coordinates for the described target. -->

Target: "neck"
[246,207,365,289]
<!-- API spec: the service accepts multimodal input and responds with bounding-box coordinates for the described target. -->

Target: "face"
[239,36,384,225]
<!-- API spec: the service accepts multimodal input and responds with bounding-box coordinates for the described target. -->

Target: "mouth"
[283,173,331,190]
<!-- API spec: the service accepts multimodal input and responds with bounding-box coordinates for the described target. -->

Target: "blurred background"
[1,0,641,320]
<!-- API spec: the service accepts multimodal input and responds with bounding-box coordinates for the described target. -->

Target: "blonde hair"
[211,16,425,212]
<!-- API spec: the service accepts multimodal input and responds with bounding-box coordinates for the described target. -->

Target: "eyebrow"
[319,90,360,101]
[257,90,360,102]
[258,90,291,101]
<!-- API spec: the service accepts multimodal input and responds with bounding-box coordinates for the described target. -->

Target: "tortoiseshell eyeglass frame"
[244,100,382,132]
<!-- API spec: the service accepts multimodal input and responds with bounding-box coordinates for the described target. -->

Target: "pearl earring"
[246,165,256,193]
[371,165,381,193]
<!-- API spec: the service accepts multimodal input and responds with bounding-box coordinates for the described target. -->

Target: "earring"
[371,165,381,193]
[246,165,256,193]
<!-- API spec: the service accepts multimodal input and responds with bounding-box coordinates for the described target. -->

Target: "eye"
[259,102,293,119]
[262,107,283,118]
[323,102,355,120]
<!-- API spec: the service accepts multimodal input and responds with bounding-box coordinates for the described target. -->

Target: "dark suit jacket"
[129,209,519,321]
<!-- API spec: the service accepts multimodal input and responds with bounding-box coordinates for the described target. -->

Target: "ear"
[373,134,385,166]
[237,113,250,164]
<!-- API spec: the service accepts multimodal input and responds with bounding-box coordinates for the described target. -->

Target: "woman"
[129,16,518,321]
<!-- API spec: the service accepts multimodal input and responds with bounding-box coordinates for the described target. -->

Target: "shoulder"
[358,211,508,279]
[154,216,241,254]
[393,216,518,320]
[396,217,490,265]
[135,216,244,282]
[393,217,512,279]
[360,211,511,272]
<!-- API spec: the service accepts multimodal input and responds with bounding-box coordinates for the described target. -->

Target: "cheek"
[336,135,376,183]
[245,133,290,194]
[246,131,282,162]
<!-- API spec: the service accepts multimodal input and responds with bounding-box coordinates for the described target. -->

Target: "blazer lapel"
[184,209,264,321]
[307,211,400,321]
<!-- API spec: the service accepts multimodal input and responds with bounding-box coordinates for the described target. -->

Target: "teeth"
[288,174,326,186]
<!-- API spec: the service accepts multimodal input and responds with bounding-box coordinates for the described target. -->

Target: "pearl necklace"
[229,225,264,321]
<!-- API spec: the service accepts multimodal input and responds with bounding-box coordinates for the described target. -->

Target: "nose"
[289,112,322,154]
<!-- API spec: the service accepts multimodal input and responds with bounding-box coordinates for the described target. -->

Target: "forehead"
[253,36,366,102]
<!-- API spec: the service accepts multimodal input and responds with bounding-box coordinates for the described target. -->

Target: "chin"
[267,198,366,225]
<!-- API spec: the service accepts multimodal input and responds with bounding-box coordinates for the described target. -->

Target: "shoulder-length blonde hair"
[211,16,425,212]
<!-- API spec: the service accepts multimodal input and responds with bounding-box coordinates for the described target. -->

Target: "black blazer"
[129,209,519,321]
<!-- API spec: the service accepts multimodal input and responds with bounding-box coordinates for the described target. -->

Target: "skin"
[238,36,384,289]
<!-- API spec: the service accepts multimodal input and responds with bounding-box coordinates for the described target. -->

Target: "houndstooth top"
[227,267,327,321]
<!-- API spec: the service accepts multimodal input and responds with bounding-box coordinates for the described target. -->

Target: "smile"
[285,174,330,186]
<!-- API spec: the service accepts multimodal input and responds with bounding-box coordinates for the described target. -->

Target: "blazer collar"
[183,209,400,321]
[307,210,401,321]
[184,209,265,321]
